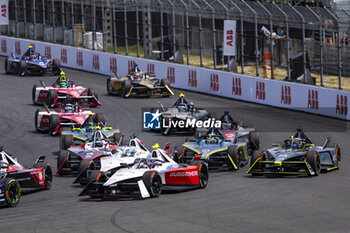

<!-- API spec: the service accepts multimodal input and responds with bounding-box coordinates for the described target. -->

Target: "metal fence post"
[290,5,306,83]
[230,1,244,74]
[14,0,18,37]
[242,0,259,76]
[52,0,56,43]
[258,2,274,79]
[23,0,27,38]
[33,0,36,40]
[147,1,152,58]
[101,2,105,52]
[274,3,290,80]
[135,5,139,57]
[172,4,176,63]
[324,7,342,90]
[42,0,45,38]
[62,0,65,43]
[92,0,96,51]
[306,6,323,86]
[112,4,117,54]
[71,0,75,47]
[81,0,84,28]
[124,0,128,55]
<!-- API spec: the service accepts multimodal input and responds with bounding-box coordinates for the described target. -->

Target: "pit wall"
[1,36,348,121]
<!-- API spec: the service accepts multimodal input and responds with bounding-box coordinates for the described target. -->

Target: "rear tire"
[60,134,73,150]
[3,178,21,207]
[18,60,27,76]
[94,113,106,126]
[122,80,132,98]
[306,150,321,176]
[192,160,208,188]
[57,150,69,175]
[228,145,240,170]
[49,114,60,136]
[48,89,58,107]
[250,150,265,176]
[249,131,260,150]
[5,58,9,74]
[32,85,38,105]
[43,163,53,190]
[78,159,92,175]
[107,77,113,95]
[34,109,40,131]
[52,59,61,75]
[160,78,170,86]
[142,171,162,198]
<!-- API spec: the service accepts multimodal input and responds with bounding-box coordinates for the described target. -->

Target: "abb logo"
[110,57,117,73]
[188,70,197,88]
[336,95,348,116]
[92,54,99,70]
[61,48,67,64]
[232,77,241,96]
[15,41,21,56]
[281,85,291,105]
[307,90,319,110]
[210,74,219,92]
[45,46,51,59]
[128,60,135,73]
[256,81,266,100]
[147,64,155,75]
[226,30,233,47]
[76,51,83,67]
[1,39,6,53]
[167,67,175,84]
[1,4,6,18]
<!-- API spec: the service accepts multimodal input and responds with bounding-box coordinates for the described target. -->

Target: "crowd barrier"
[0,36,349,121]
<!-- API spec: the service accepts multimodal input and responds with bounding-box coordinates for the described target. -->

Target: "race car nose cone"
[274,161,282,167]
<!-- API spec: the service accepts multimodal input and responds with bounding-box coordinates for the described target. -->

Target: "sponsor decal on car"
[170,171,198,177]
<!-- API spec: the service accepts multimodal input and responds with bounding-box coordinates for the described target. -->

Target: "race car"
[32,72,100,107]
[196,111,260,147]
[5,46,61,76]
[59,116,120,150]
[79,143,208,199]
[107,63,173,98]
[73,136,151,185]
[56,130,121,176]
[174,127,254,170]
[0,147,52,207]
[247,128,342,176]
[35,102,106,136]
[157,93,211,135]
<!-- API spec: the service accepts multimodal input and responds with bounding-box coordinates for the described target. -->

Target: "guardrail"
[1,36,349,121]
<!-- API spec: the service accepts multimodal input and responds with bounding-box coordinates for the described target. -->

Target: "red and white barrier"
[1,36,349,121]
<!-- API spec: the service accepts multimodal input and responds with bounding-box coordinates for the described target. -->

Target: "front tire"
[228,145,240,170]
[49,114,60,136]
[306,150,321,176]
[142,171,162,198]
[60,134,73,150]
[192,160,208,188]
[3,178,21,207]
[250,150,265,176]
[57,150,69,175]
[43,163,53,190]
[48,89,58,107]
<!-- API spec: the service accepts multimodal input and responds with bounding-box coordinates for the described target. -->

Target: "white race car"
[79,144,208,199]
[73,137,150,185]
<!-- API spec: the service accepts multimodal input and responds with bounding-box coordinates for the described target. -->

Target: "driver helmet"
[178,104,187,112]
[95,140,103,147]
[206,136,217,145]
[59,71,68,88]
[292,138,303,149]
[188,102,194,112]
[29,54,35,60]
[124,149,135,157]
[64,104,74,113]
[222,122,232,130]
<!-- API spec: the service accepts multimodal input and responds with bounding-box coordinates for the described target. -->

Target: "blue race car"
[5,46,61,76]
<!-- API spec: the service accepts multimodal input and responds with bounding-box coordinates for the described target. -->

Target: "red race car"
[32,72,100,107]
[35,103,106,136]
[0,147,52,207]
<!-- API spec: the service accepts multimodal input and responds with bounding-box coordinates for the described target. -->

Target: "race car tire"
[306,150,321,176]
[160,78,170,86]
[49,114,60,136]
[43,163,53,190]
[4,57,9,74]
[94,113,106,126]
[3,178,21,207]
[48,89,58,107]
[332,144,342,168]
[88,88,99,100]
[250,150,265,176]
[142,171,162,198]
[107,77,113,95]
[228,145,240,170]
[122,80,132,98]
[53,58,61,67]
[32,85,38,105]
[34,109,40,131]
[78,159,92,176]
[87,170,101,184]
[192,160,208,188]
[57,150,69,175]
[18,60,27,76]
[60,134,73,150]
[249,131,260,151]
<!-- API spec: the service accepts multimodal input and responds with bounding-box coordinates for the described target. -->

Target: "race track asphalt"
[0,56,349,233]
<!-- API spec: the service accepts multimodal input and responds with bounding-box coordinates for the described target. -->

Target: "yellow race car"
[106,64,174,98]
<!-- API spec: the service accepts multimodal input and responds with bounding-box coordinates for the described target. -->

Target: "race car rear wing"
[33,155,46,168]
